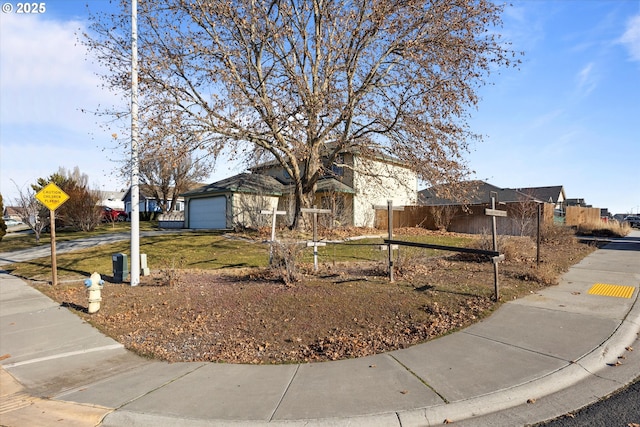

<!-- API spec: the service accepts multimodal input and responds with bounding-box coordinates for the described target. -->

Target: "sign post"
[260,207,287,265]
[301,206,332,271]
[35,182,70,286]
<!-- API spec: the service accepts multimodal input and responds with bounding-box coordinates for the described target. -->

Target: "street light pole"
[130,0,140,286]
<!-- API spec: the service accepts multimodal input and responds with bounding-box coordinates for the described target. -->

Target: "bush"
[271,240,305,285]
[540,223,576,246]
[0,194,6,242]
[473,232,536,263]
[158,256,186,287]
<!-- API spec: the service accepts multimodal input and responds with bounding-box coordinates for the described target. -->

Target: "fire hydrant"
[84,272,104,314]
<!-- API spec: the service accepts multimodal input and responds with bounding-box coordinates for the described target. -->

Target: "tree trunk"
[291,181,313,230]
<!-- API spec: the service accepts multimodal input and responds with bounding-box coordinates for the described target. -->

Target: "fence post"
[260,207,287,265]
[491,194,499,300]
[537,203,541,267]
[484,192,507,301]
[301,206,331,271]
[373,201,404,282]
[388,200,394,282]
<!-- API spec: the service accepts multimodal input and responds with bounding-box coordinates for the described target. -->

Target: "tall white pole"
[130,0,141,286]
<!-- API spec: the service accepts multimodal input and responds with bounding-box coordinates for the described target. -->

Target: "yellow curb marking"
[588,283,635,299]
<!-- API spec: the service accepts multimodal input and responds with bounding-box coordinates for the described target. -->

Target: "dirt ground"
[35,228,597,364]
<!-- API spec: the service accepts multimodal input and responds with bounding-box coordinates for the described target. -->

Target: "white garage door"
[188,197,227,229]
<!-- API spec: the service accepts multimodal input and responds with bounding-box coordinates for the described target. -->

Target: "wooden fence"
[564,206,601,226]
[375,203,555,236]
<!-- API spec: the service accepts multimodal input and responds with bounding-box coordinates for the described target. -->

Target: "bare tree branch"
[84,0,519,227]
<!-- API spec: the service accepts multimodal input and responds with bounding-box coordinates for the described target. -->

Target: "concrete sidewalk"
[1,232,638,426]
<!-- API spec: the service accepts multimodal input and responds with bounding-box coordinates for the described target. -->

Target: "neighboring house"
[419,181,533,207]
[3,206,23,222]
[97,191,125,210]
[416,180,553,235]
[182,150,417,230]
[565,198,590,207]
[123,185,191,218]
[510,185,566,213]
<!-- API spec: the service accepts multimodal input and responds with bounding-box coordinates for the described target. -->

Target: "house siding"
[352,156,417,227]
[232,193,280,229]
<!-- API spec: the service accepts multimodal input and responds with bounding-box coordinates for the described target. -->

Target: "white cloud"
[576,62,597,97]
[0,12,125,201]
[528,108,565,131]
[619,14,640,62]
[0,13,116,130]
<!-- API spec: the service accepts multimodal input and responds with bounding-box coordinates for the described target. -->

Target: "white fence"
[158,212,185,229]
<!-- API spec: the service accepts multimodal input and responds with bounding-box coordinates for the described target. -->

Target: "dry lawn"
[34,226,597,364]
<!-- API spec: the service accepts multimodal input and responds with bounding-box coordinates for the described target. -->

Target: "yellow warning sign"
[588,283,635,299]
[35,182,70,211]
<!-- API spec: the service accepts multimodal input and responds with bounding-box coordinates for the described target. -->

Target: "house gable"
[511,185,566,208]
[419,181,539,207]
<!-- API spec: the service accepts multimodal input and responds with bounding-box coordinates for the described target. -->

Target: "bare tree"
[114,112,215,214]
[32,167,103,232]
[11,181,47,243]
[138,147,212,214]
[85,0,519,228]
[428,205,458,231]
[511,192,539,237]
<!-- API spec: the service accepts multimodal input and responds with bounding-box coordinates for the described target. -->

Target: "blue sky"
[1,1,639,215]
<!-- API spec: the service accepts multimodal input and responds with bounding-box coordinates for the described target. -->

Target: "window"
[331,154,344,177]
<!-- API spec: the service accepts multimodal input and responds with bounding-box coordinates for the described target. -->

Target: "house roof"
[250,144,411,172]
[508,186,565,204]
[99,191,126,202]
[419,180,541,206]
[315,178,355,194]
[124,184,203,200]
[182,173,286,197]
[3,206,22,217]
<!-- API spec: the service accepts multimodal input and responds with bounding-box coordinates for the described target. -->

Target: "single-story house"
[97,191,125,210]
[182,149,417,230]
[510,186,566,212]
[182,173,285,229]
[123,184,195,219]
[416,180,554,235]
[565,198,590,207]
[510,186,567,223]
[3,206,23,222]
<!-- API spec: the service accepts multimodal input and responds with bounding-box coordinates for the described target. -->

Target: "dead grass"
[574,221,631,238]
[31,226,597,364]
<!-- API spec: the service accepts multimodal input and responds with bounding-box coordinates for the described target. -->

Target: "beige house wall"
[231,193,280,229]
[352,157,417,227]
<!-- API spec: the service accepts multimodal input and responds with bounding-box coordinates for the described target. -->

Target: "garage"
[188,196,227,229]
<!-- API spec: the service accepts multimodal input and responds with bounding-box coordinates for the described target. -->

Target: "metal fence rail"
[384,239,499,257]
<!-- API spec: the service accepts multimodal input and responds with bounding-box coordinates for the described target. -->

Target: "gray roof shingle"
[181,173,286,197]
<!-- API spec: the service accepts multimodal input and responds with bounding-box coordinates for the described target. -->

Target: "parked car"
[101,207,128,222]
[3,218,23,227]
[623,215,640,228]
